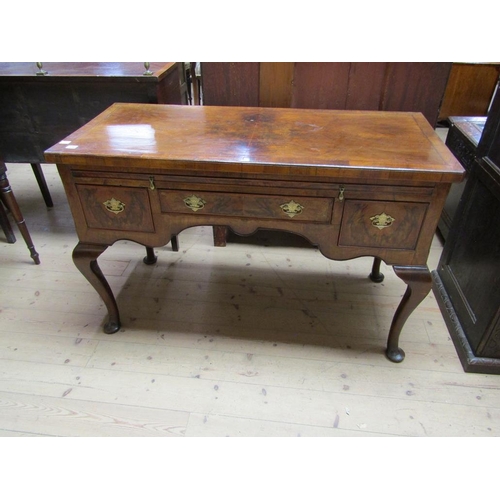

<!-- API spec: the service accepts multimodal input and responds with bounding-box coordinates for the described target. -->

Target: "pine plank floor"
[1,160,499,437]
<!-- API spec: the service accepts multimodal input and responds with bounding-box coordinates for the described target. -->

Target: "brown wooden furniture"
[201,62,452,127]
[438,63,500,121]
[0,162,40,264]
[0,62,186,207]
[437,116,486,239]
[45,103,464,363]
[433,88,500,374]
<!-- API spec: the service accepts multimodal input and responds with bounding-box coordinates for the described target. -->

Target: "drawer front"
[76,184,154,232]
[339,200,428,250]
[159,189,333,223]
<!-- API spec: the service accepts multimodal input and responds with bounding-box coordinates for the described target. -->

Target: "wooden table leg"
[0,163,40,264]
[72,242,120,333]
[143,246,157,265]
[0,198,16,243]
[171,235,179,252]
[369,257,385,283]
[386,265,432,362]
[213,225,228,247]
[31,163,54,207]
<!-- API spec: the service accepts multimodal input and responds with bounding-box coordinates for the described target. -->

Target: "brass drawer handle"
[103,198,125,214]
[280,200,304,218]
[149,176,156,190]
[184,194,206,212]
[339,186,345,202]
[370,212,395,230]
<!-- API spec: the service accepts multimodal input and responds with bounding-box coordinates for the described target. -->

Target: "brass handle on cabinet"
[339,186,345,202]
[280,200,304,218]
[36,62,47,75]
[149,176,156,190]
[184,194,206,212]
[370,212,395,230]
[103,198,126,214]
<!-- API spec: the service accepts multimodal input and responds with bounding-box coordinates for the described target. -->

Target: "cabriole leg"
[386,265,432,363]
[72,242,120,334]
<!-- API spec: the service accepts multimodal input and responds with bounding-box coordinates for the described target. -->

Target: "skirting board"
[432,270,500,375]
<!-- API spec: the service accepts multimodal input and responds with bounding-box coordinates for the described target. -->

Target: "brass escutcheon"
[370,212,395,230]
[103,198,125,214]
[184,194,206,212]
[280,200,304,218]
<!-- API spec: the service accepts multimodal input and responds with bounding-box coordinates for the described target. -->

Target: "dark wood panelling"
[345,62,387,110]
[291,62,350,109]
[201,62,259,106]
[201,62,451,127]
[381,62,452,126]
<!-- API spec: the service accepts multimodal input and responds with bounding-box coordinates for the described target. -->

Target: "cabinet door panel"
[438,169,500,353]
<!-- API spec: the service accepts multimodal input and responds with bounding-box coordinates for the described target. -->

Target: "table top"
[449,116,486,147]
[0,62,176,80]
[45,103,464,183]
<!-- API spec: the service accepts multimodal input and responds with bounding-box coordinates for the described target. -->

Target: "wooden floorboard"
[1,163,499,437]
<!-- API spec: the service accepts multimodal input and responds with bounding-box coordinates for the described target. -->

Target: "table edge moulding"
[44,103,464,364]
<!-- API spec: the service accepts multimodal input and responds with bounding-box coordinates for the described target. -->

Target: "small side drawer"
[339,200,428,250]
[159,189,333,222]
[76,185,154,232]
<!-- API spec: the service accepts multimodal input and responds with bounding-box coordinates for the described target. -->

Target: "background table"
[0,62,186,207]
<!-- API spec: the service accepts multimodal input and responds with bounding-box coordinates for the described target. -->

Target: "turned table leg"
[386,265,432,362]
[0,198,16,243]
[143,246,157,265]
[0,162,40,264]
[369,257,384,283]
[72,242,120,333]
[30,163,54,208]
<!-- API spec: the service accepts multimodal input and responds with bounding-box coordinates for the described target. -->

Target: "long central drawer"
[159,189,334,223]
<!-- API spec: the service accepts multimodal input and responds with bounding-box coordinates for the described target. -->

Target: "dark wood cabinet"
[433,89,500,374]
[438,116,486,239]
[0,62,186,206]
